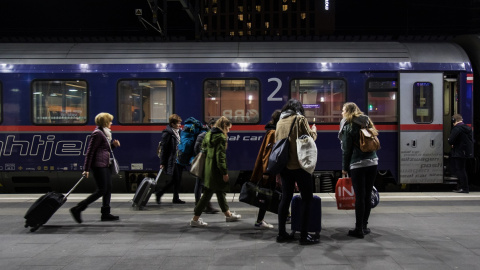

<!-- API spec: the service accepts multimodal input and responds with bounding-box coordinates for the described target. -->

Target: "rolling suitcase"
[132,169,162,210]
[290,194,322,238]
[24,176,85,232]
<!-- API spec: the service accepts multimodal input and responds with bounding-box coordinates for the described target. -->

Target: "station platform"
[1,192,480,270]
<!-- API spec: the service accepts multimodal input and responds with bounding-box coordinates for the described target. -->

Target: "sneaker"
[225,212,241,222]
[255,220,274,229]
[190,218,208,227]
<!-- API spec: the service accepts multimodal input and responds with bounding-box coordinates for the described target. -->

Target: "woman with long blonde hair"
[189,116,241,227]
[339,102,378,238]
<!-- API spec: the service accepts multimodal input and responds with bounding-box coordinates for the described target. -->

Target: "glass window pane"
[413,82,434,123]
[367,79,398,123]
[204,79,260,124]
[118,79,173,124]
[290,79,346,123]
[32,80,88,125]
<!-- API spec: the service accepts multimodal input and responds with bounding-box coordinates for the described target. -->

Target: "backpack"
[359,125,380,152]
[176,117,203,166]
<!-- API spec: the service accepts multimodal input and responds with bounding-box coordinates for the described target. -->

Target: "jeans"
[350,165,377,229]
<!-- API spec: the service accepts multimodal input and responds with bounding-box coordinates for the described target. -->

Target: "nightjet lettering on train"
[0,135,91,161]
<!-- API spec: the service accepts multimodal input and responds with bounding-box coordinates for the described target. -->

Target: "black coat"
[159,125,180,175]
[448,122,473,158]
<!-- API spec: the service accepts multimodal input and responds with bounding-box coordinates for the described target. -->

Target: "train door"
[399,73,444,183]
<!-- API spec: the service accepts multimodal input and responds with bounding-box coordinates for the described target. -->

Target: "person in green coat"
[190,116,241,227]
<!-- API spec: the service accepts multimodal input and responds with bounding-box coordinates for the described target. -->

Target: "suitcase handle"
[154,168,162,185]
[64,176,86,198]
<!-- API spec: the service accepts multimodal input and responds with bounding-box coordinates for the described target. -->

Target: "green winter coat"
[202,127,230,192]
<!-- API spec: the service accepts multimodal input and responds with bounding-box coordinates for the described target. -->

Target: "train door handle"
[411,140,417,148]
[430,139,435,148]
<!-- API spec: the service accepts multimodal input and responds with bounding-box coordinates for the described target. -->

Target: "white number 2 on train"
[267,78,282,101]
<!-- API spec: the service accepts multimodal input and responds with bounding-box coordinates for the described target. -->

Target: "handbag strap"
[287,116,297,138]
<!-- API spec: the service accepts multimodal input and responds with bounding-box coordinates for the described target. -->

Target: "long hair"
[281,98,305,116]
[268,109,281,126]
[214,116,232,137]
[343,102,376,129]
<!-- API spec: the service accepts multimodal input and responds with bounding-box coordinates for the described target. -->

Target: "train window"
[413,82,434,123]
[204,79,260,124]
[290,79,346,123]
[118,80,173,124]
[367,79,398,123]
[32,80,88,125]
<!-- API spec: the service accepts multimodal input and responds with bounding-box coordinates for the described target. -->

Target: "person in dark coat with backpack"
[449,114,473,193]
[339,102,378,238]
[156,114,185,204]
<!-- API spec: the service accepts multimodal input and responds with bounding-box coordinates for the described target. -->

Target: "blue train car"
[0,41,474,193]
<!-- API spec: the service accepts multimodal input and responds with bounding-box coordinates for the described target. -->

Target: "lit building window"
[239,31,244,36]
[301,13,306,19]
[265,22,269,29]
[213,0,217,3]
[282,5,288,11]
[238,14,244,21]
[247,22,251,29]
[204,24,208,31]
[230,31,235,36]
[238,6,243,12]
[283,0,288,2]
[205,8,209,13]
[213,7,217,14]
[256,5,261,12]
[292,0,296,2]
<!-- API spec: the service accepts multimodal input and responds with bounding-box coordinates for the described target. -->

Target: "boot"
[363,222,371,235]
[348,223,364,239]
[70,205,85,224]
[101,206,119,221]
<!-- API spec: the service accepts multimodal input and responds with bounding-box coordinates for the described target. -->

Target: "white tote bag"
[296,120,317,174]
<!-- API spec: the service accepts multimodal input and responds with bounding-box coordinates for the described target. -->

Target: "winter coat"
[448,122,473,158]
[275,115,317,170]
[84,127,116,171]
[202,127,229,192]
[250,123,276,187]
[194,131,207,156]
[340,115,378,171]
[159,125,180,175]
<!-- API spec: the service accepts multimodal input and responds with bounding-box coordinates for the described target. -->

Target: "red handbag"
[335,176,356,210]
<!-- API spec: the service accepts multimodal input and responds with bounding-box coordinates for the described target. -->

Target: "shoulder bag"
[296,118,317,174]
[266,117,296,175]
[239,181,282,214]
[189,150,206,178]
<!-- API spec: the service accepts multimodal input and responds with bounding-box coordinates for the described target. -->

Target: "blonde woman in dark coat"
[70,112,120,223]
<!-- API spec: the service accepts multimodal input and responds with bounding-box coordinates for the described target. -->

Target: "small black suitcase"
[290,194,322,238]
[132,169,162,210]
[24,176,85,232]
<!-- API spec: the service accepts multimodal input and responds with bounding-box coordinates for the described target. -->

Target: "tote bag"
[335,176,355,210]
[296,119,317,174]
[266,117,296,175]
[189,151,206,178]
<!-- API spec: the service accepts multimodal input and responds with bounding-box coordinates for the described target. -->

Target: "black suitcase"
[24,176,85,232]
[132,169,162,210]
[290,194,322,238]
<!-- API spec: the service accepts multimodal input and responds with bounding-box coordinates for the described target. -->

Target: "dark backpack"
[176,117,203,166]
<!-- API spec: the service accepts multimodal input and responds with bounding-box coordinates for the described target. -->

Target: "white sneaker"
[190,218,208,227]
[255,220,274,229]
[225,212,241,222]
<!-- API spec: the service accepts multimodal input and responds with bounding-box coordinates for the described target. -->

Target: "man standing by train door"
[449,114,473,193]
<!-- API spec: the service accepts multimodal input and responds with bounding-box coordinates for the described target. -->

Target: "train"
[0,35,479,193]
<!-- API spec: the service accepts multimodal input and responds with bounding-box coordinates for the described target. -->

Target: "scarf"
[172,127,181,143]
[103,127,112,143]
[280,109,301,119]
